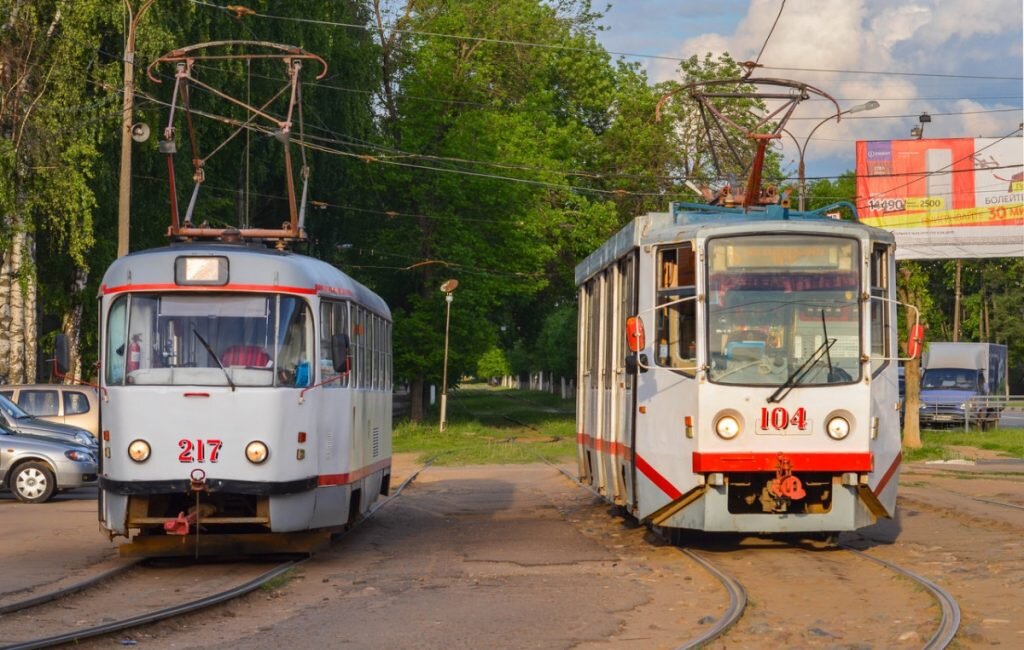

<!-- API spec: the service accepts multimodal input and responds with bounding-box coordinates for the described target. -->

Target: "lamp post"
[790,100,879,211]
[439,279,459,432]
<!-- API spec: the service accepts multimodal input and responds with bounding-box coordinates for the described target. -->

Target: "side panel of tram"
[97,245,392,543]
[577,207,902,534]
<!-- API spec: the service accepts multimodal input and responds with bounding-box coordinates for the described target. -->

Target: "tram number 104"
[178,439,224,463]
[759,407,808,432]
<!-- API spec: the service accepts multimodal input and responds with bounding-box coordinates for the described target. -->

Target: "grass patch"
[394,386,576,465]
[903,427,1024,462]
[259,568,296,591]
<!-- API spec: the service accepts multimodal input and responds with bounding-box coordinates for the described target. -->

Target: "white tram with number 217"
[83,242,392,556]
[576,201,918,537]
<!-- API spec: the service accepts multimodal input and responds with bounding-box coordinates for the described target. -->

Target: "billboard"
[855,137,1023,259]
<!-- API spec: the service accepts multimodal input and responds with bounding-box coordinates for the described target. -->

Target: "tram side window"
[351,308,363,388]
[380,319,387,388]
[370,314,380,390]
[585,283,599,388]
[320,301,349,388]
[603,268,615,386]
[619,255,635,390]
[655,244,697,375]
[277,299,313,387]
[106,298,128,385]
[870,244,890,374]
[351,307,373,390]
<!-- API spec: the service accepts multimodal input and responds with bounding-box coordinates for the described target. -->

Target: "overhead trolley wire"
[752,0,786,69]
[188,0,1022,82]
[132,83,1021,194]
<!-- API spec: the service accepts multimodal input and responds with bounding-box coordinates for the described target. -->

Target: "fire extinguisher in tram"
[127,334,142,374]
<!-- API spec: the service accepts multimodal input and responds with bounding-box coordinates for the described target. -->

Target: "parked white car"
[0,384,99,439]
[0,393,97,449]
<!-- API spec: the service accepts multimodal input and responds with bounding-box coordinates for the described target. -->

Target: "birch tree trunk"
[59,266,88,382]
[0,227,37,383]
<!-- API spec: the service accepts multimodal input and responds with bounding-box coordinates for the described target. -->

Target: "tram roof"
[100,243,390,319]
[575,202,895,286]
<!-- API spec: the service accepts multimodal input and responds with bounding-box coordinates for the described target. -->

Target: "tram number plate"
[758,407,808,433]
[178,439,223,463]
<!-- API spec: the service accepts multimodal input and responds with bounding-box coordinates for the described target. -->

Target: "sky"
[594,0,1024,180]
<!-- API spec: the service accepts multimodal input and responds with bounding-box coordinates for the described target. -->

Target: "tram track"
[519,437,749,649]
[0,460,432,650]
[487,392,962,648]
[0,559,140,615]
[839,544,960,650]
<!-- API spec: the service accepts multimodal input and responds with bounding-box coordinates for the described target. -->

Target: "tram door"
[577,253,636,504]
[616,254,637,506]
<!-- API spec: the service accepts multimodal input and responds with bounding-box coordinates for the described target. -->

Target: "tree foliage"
[3,0,1018,420]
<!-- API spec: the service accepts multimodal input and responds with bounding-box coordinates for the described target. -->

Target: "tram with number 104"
[58,241,393,556]
[575,201,918,537]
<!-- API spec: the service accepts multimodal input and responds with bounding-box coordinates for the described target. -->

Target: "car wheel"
[12,462,56,504]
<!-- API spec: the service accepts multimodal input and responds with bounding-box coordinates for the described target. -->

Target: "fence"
[917,395,1024,431]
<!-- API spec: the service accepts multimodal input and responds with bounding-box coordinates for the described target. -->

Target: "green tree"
[367,0,627,419]
[476,346,511,380]
[533,304,577,380]
[0,1,121,381]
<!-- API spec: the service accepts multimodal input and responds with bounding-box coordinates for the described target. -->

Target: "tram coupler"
[163,502,217,535]
[768,453,806,501]
[164,469,212,535]
[189,467,208,493]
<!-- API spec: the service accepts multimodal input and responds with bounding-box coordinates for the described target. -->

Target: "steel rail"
[841,545,960,649]
[0,560,302,650]
[0,559,141,615]
[512,427,748,650]
[971,496,1024,511]
[493,391,956,646]
[2,459,430,650]
[672,548,747,650]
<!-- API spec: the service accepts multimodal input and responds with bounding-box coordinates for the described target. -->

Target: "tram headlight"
[245,441,269,464]
[127,439,151,462]
[826,416,851,440]
[715,415,741,440]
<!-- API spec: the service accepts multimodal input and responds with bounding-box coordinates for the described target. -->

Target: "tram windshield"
[105,293,313,388]
[705,234,861,387]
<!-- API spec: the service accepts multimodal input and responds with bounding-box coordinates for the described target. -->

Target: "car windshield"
[106,293,313,388]
[0,394,30,419]
[921,368,979,390]
[705,234,861,387]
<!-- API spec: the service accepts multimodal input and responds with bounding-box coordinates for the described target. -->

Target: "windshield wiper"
[192,329,236,391]
[767,337,836,403]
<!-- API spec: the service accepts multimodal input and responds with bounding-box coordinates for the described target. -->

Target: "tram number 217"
[178,439,223,463]
[759,407,807,432]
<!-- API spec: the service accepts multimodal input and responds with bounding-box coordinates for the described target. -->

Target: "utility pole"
[953,260,962,342]
[117,0,155,258]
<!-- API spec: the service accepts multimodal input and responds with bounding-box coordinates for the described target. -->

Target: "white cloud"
[632,0,1023,176]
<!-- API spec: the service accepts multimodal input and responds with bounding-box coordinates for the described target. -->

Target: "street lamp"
[911,111,931,139]
[789,100,880,211]
[439,279,459,432]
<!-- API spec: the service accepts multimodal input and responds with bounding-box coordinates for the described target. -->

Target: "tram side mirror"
[54,333,70,378]
[331,333,350,373]
[626,316,646,353]
[906,323,925,359]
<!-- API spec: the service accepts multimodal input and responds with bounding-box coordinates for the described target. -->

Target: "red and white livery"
[97,242,391,554]
[576,202,906,536]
